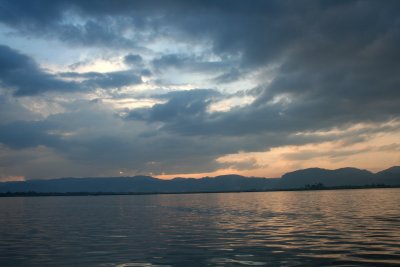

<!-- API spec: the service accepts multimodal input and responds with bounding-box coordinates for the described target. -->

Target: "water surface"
[1,188,400,266]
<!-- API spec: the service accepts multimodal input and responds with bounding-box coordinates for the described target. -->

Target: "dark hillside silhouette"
[0,166,398,194]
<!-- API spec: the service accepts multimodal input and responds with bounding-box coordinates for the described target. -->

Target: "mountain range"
[0,166,399,194]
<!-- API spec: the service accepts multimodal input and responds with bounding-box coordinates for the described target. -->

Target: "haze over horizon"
[1,0,400,181]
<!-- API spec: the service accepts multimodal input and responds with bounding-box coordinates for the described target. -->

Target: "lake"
[0,188,399,266]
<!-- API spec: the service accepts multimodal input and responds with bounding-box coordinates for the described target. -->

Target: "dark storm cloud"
[0,45,79,96]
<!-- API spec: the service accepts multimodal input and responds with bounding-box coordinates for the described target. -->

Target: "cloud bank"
[0,0,399,180]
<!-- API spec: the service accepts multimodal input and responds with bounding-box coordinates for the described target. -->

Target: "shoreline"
[0,184,398,198]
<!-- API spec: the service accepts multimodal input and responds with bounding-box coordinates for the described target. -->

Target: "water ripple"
[0,189,399,266]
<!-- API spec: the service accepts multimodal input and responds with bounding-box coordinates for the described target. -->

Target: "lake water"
[0,189,399,266]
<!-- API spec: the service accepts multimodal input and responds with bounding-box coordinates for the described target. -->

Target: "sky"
[0,0,399,181]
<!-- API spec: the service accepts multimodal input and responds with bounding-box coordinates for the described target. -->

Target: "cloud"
[0,45,144,96]
[0,45,80,95]
[0,96,398,179]
[0,99,238,177]
[61,70,142,89]
[0,93,39,122]
[0,120,59,149]
[54,19,139,47]
[127,89,220,123]
[151,53,232,77]
[1,1,400,178]
[0,1,142,48]
[213,68,242,84]
[84,70,142,88]
[124,54,143,66]
[3,2,400,110]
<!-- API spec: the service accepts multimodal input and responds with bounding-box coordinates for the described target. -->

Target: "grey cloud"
[12,0,394,136]
[0,45,80,96]
[140,69,152,76]
[0,1,142,48]
[124,54,143,66]
[213,68,242,84]
[3,1,400,105]
[123,54,152,76]
[282,148,371,162]
[152,53,231,75]
[282,143,400,162]
[377,143,400,152]
[0,96,397,179]
[0,94,39,122]
[125,88,298,136]
[152,54,186,69]
[0,44,143,96]
[55,19,138,47]
[2,1,400,69]
[127,89,220,123]
[220,158,262,171]
[82,70,142,89]
[0,99,251,176]
[1,1,400,178]
[125,82,400,140]
[0,120,59,149]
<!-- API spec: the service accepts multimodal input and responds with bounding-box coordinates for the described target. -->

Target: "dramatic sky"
[0,0,399,180]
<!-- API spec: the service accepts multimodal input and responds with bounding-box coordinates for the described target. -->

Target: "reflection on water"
[0,189,400,266]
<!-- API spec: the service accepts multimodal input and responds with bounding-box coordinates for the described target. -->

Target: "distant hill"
[279,167,375,188]
[375,166,400,186]
[0,166,399,193]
